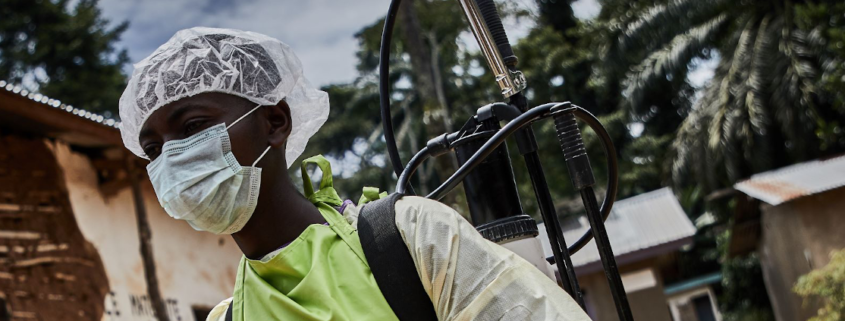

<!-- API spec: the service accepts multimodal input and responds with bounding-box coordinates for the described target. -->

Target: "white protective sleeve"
[206,297,231,321]
[393,196,591,321]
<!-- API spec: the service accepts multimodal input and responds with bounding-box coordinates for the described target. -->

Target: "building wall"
[51,142,243,321]
[577,259,673,321]
[758,187,845,321]
[0,136,110,320]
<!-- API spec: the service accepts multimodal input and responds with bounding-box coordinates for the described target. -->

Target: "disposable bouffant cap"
[118,27,329,168]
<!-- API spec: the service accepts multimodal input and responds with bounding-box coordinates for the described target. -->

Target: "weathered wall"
[577,259,673,321]
[758,187,845,321]
[50,141,243,321]
[0,136,110,320]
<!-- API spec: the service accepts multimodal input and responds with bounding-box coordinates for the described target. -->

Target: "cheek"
[227,109,276,166]
[228,131,266,165]
[234,145,266,167]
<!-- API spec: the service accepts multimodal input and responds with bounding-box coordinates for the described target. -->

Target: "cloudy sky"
[99,0,602,87]
[95,0,719,173]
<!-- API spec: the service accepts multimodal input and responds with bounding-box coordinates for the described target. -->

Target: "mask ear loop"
[226,104,274,167]
[227,104,264,130]
[252,146,272,167]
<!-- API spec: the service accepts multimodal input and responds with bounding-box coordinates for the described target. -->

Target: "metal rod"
[523,148,585,307]
[581,186,634,321]
[456,0,518,97]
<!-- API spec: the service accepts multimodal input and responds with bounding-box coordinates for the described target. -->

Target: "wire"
[396,146,431,194]
[380,0,405,179]
[425,102,565,200]
[413,102,618,255]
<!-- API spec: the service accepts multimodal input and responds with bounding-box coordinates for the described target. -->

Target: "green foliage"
[618,134,672,196]
[599,0,845,191]
[534,0,577,39]
[0,0,128,114]
[309,0,695,218]
[304,0,533,205]
[794,249,845,321]
[297,1,487,206]
[715,229,774,321]
[600,3,845,318]
[795,2,845,152]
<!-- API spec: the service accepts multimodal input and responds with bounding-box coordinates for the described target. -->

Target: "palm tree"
[601,0,845,192]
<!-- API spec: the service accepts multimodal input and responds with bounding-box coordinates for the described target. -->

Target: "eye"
[183,118,208,136]
[144,144,162,160]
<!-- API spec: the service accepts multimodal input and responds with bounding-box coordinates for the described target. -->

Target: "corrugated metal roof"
[538,187,696,268]
[734,155,845,206]
[664,272,721,296]
[0,80,121,128]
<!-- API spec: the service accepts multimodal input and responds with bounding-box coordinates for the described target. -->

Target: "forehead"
[139,93,253,134]
[166,92,254,111]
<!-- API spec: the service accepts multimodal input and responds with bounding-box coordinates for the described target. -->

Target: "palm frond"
[619,0,727,53]
[623,14,728,113]
[666,0,845,191]
[747,15,775,134]
[767,17,823,160]
[672,17,758,188]
[711,15,759,150]
[672,67,728,191]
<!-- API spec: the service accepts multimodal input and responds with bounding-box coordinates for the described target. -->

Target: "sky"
[95,0,714,173]
[99,0,603,87]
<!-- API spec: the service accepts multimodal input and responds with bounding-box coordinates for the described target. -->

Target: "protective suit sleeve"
[205,297,232,321]
[394,196,591,321]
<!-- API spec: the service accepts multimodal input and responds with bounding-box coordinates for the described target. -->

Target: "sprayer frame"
[377,1,634,320]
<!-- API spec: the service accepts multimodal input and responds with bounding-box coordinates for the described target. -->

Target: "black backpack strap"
[358,193,438,321]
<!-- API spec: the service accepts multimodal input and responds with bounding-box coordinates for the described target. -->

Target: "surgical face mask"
[146,105,271,234]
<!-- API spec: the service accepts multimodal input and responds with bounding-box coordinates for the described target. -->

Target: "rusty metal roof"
[0,80,121,128]
[734,155,845,206]
[0,80,123,148]
[539,187,696,273]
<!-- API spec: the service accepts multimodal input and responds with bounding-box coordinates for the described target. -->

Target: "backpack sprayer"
[378,0,635,320]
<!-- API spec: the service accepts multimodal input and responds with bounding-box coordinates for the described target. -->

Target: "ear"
[265,100,292,149]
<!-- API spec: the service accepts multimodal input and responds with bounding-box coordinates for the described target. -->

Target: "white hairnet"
[119,27,329,168]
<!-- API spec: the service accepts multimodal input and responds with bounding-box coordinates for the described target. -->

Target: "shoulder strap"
[358,193,438,321]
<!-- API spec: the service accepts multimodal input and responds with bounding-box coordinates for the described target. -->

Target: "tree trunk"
[126,157,170,321]
[399,0,459,202]
[400,0,438,107]
[426,32,454,135]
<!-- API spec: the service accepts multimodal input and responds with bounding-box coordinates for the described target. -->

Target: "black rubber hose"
[380,0,405,180]
[396,146,431,195]
[425,103,565,199]
[414,102,617,256]
[474,0,517,65]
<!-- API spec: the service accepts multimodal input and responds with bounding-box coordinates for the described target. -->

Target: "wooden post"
[126,156,170,321]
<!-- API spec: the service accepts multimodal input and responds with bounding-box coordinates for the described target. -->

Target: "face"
[138,92,292,168]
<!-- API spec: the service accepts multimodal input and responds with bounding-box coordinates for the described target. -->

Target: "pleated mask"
[146,105,271,234]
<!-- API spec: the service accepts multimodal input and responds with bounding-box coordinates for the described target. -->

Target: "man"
[119,27,589,321]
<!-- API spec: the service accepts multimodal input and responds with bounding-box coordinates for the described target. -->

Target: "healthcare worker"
[119,27,590,321]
